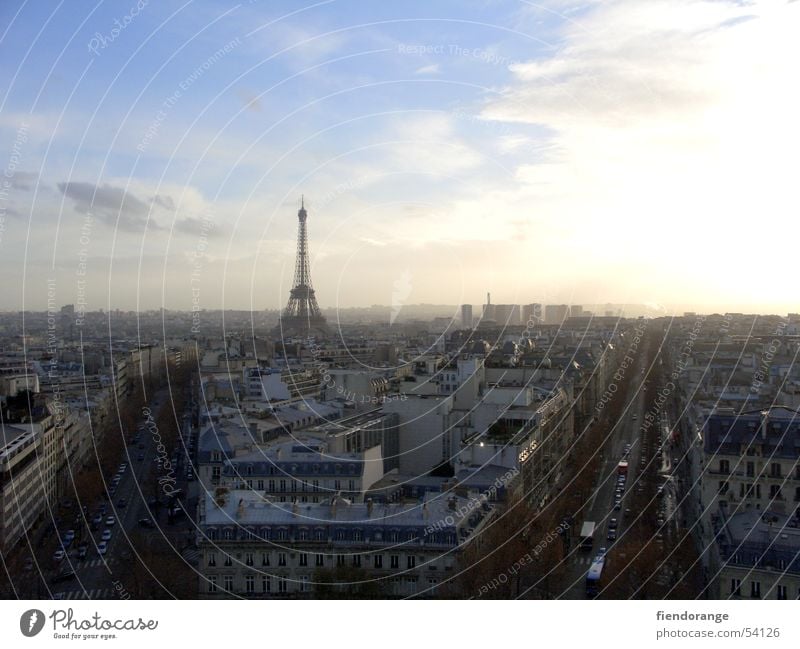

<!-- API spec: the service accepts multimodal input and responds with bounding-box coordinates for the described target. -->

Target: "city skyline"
[1,1,798,314]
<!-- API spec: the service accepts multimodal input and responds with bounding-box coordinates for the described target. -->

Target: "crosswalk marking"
[63,588,113,600]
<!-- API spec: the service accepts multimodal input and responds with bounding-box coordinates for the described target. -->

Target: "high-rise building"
[461,304,473,328]
[494,304,520,326]
[570,305,584,317]
[544,304,569,325]
[522,303,542,325]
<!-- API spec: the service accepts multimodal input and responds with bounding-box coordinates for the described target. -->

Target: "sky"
[0,0,798,315]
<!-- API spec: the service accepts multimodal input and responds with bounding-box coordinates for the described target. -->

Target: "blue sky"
[1,0,798,314]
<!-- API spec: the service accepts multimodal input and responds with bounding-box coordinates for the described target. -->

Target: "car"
[63,529,76,542]
[137,453,145,461]
[51,570,76,584]
[99,504,107,515]
[597,547,607,556]
[97,541,108,555]
[632,414,638,420]
[117,498,127,508]
[607,529,617,541]
[609,518,618,529]
[52,549,66,562]
[614,501,622,511]
[138,518,154,528]
[119,463,127,469]
[77,545,88,559]
[101,529,112,541]
[105,516,116,526]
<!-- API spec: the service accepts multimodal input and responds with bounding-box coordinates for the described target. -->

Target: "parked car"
[105,516,116,526]
[52,549,65,562]
[607,529,617,541]
[117,498,127,508]
[138,518,155,528]
[77,545,88,559]
[97,541,108,555]
[137,453,145,461]
[51,570,76,584]
[101,529,112,541]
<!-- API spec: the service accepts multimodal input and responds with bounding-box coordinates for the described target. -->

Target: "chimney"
[366,498,373,518]
[422,502,429,520]
[292,499,299,517]
[236,498,245,519]
[448,496,457,511]
[331,495,338,519]
[760,410,769,440]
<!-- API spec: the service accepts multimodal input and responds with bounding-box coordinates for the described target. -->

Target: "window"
[730,579,741,597]
[261,553,270,566]
[207,553,217,567]
[257,479,264,490]
[299,528,309,541]
[224,575,233,592]
[278,578,287,594]
[224,555,232,567]
[336,554,346,567]
[212,466,221,482]
[718,481,729,495]
[299,553,308,567]
[223,528,233,540]
[354,530,363,542]
[374,555,383,569]
[353,554,361,568]
[770,463,782,478]
[335,529,346,541]
[300,576,309,592]
[315,528,325,541]
[278,553,287,566]
[313,480,320,492]
[245,575,254,594]
[262,576,271,593]
[208,576,217,593]
[751,581,761,599]
[268,479,275,491]
[777,585,787,600]
[316,554,324,567]
[407,555,416,569]
[390,555,399,569]
[795,487,800,502]
[746,461,755,477]
[348,480,355,491]
[719,459,729,474]
[245,553,254,566]
[770,485,783,500]
[334,480,341,490]
[280,480,286,492]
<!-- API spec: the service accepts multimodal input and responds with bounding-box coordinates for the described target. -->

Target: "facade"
[701,407,800,519]
[711,509,800,599]
[219,440,384,503]
[197,491,493,598]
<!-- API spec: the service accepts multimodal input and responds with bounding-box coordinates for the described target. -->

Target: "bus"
[579,522,596,551]
[586,553,606,598]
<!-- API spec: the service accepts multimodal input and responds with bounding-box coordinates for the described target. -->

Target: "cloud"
[415,63,440,75]
[236,88,263,112]
[8,171,38,190]
[57,181,162,231]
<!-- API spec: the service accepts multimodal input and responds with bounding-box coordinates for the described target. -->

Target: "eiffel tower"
[277,197,328,337]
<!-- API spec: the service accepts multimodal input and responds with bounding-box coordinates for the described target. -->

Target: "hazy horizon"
[1,1,798,313]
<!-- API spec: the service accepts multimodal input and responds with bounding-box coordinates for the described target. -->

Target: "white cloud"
[414,63,441,75]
